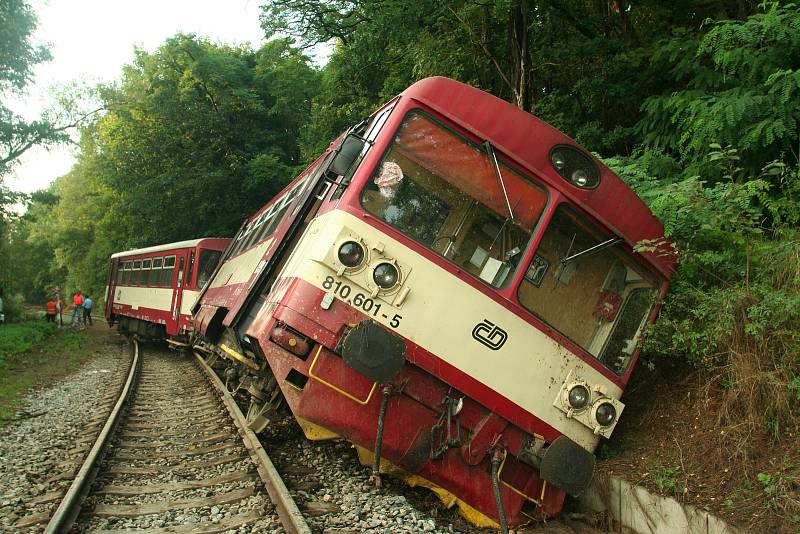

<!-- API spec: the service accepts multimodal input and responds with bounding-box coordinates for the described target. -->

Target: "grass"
[0,320,96,425]
[652,467,688,496]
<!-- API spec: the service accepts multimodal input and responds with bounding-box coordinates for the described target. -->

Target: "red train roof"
[401,77,676,278]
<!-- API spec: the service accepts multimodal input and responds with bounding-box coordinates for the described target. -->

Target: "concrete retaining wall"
[579,474,742,534]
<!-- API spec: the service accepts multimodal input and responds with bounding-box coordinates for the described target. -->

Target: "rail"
[44,337,142,533]
[194,350,312,534]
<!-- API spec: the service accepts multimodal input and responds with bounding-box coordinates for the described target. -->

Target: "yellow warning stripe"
[307,345,377,405]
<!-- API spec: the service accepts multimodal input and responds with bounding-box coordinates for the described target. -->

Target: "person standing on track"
[70,291,84,325]
[82,295,93,326]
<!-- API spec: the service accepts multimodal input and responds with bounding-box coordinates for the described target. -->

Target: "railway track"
[15,339,309,534]
[9,336,609,534]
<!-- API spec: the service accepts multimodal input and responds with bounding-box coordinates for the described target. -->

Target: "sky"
[6,0,281,196]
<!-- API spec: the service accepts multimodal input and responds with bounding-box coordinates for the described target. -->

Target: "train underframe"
[195,278,586,528]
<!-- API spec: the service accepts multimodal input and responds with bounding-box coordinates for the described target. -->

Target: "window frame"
[132,260,142,286]
[150,257,163,286]
[141,259,152,287]
[161,255,176,287]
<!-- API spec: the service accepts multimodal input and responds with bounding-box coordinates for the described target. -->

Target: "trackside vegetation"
[0,0,798,529]
[0,322,89,425]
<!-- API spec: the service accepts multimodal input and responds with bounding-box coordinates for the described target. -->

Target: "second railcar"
[106,238,230,340]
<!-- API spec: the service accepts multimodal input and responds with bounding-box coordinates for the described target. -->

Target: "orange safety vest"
[46,301,56,314]
[73,294,83,306]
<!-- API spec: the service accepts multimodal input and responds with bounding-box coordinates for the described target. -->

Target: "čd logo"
[472,319,508,350]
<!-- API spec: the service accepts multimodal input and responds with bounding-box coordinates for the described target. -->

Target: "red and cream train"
[106,77,674,528]
[105,238,229,340]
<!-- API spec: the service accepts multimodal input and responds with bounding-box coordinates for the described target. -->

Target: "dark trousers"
[46,314,56,323]
[83,308,93,325]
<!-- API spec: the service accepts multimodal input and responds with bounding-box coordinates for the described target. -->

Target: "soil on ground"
[596,362,799,533]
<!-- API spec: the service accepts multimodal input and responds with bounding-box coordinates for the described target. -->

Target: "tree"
[0,0,52,175]
[637,2,800,174]
[261,0,764,155]
[80,35,320,247]
[0,1,102,176]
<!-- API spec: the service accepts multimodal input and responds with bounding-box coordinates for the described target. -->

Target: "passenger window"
[122,262,131,285]
[116,263,123,284]
[161,256,176,286]
[150,257,163,285]
[132,260,142,285]
[141,259,152,286]
[196,249,223,289]
[176,257,185,287]
[360,112,544,288]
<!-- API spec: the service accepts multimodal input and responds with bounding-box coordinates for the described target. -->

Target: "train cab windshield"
[518,206,659,374]
[360,110,660,376]
[360,111,547,288]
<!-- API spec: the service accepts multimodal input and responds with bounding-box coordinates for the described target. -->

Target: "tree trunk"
[508,0,531,111]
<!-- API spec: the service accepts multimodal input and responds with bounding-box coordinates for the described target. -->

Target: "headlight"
[595,402,616,427]
[568,385,590,410]
[551,151,566,171]
[373,262,399,289]
[548,145,600,189]
[571,169,590,187]
[338,241,365,268]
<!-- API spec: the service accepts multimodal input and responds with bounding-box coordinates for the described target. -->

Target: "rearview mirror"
[328,134,367,177]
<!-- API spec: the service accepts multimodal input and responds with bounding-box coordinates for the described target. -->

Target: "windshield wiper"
[560,237,624,265]
[483,141,514,223]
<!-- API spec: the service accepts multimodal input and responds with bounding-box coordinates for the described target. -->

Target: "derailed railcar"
[192,77,675,527]
[106,238,230,341]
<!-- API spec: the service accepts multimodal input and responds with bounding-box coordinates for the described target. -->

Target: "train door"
[167,255,185,336]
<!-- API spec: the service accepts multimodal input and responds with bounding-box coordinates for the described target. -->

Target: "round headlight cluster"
[568,384,590,410]
[549,145,600,189]
[373,262,399,289]
[595,402,617,427]
[338,241,365,268]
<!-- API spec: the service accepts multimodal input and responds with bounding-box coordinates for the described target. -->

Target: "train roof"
[111,238,229,259]
[401,77,676,278]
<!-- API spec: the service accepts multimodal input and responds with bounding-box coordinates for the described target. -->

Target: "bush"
[1,293,27,323]
[0,321,58,364]
[606,148,800,460]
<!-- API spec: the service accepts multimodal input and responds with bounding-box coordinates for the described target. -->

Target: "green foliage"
[7,35,324,301]
[653,467,688,496]
[638,3,800,174]
[0,0,51,93]
[0,320,57,365]
[597,442,623,460]
[95,35,320,245]
[755,467,800,522]
[789,378,800,401]
[606,144,800,438]
[0,322,88,425]
[0,1,95,175]
[0,293,26,323]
